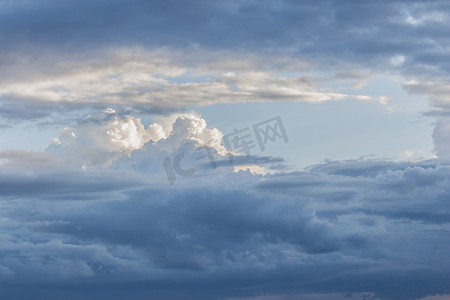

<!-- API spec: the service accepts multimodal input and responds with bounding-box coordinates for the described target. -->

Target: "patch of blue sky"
[196,75,434,169]
[170,71,214,85]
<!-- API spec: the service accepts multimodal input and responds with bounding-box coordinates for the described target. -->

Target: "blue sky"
[0,1,449,299]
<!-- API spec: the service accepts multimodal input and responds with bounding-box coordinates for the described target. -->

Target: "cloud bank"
[0,111,449,299]
[1,1,450,299]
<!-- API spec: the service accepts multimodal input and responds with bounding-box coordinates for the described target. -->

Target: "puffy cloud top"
[46,109,229,169]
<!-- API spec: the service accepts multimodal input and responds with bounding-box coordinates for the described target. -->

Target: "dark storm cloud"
[1,0,449,73]
[0,159,449,299]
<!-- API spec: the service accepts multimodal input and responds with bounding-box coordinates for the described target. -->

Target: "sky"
[0,0,449,299]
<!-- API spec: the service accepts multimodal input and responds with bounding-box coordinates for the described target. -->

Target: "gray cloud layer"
[1,0,449,73]
[1,1,450,299]
[1,0,449,120]
[0,156,449,299]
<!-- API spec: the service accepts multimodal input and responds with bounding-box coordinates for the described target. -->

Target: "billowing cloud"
[0,112,448,299]
[0,151,449,299]
[1,1,449,299]
[46,109,154,167]
[45,109,229,169]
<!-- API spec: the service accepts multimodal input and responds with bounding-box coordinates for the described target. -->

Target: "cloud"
[4,0,449,122]
[1,0,449,74]
[1,1,450,299]
[45,109,230,170]
[1,114,449,299]
[0,157,449,299]
[403,80,450,109]
[432,119,450,161]
[46,109,154,167]
[402,80,450,160]
[0,150,57,169]
[0,48,389,121]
